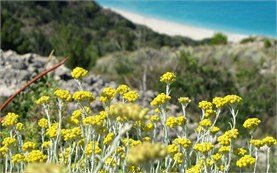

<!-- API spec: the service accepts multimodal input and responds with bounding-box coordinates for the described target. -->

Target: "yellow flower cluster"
[212,97,226,108]
[217,128,239,145]
[235,148,247,156]
[2,137,16,147]
[71,67,88,79]
[186,164,201,173]
[22,141,36,151]
[25,150,47,163]
[150,114,160,122]
[0,146,8,158]
[224,94,242,104]
[173,152,184,165]
[123,90,139,102]
[38,118,48,128]
[85,141,101,156]
[243,118,261,129]
[199,118,212,128]
[211,153,222,161]
[61,127,81,141]
[160,72,176,84]
[12,154,25,163]
[54,89,71,101]
[108,103,148,121]
[151,93,171,106]
[36,96,50,105]
[100,87,117,103]
[116,84,130,95]
[16,122,24,131]
[251,136,277,148]
[103,132,114,145]
[83,112,106,127]
[121,138,142,147]
[218,146,230,153]
[46,123,58,138]
[105,157,117,167]
[178,97,191,104]
[167,144,178,155]
[126,142,167,164]
[70,107,91,124]
[210,126,220,134]
[173,137,191,149]
[73,90,95,102]
[194,142,214,154]
[166,116,186,128]
[198,101,215,117]
[236,155,256,168]
[42,141,51,149]
[2,112,19,127]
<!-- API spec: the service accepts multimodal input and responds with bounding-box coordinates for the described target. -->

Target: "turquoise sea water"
[96,0,276,37]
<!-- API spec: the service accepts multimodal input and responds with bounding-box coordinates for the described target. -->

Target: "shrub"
[209,33,228,45]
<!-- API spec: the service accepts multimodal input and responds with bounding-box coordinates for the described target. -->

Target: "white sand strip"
[107,7,248,42]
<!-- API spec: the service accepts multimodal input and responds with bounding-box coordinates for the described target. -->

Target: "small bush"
[209,33,228,45]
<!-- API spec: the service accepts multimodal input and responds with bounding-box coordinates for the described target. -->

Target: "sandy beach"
[109,8,248,42]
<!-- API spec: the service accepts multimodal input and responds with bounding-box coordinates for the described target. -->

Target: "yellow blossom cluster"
[103,132,114,145]
[36,96,50,105]
[38,118,48,128]
[210,126,220,134]
[2,137,16,147]
[2,112,19,127]
[194,142,214,154]
[85,141,101,156]
[61,127,81,141]
[42,141,51,149]
[0,146,8,158]
[211,153,222,161]
[116,84,130,95]
[12,153,25,163]
[99,87,117,103]
[243,118,261,129]
[235,148,247,156]
[166,116,186,128]
[199,118,212,128]
[71,67,88,79]
[16,122,24,131]
[126,142,167,164]
[46,123,58,138]
[173,152,184,165]
[160,72,176,84]
[25,150,47,163]
[123,90,139,102]
[151,93,171,106]
[198,101,215,117]
[236,155,256,168]
[70,107,91,124]
[83,112,107,127]
[217,128,239,145]
[173,137,191,149]
[22,141,36,151]
[218,146,230,153]
[108,103,148,121]
[224,94,242,104]
[54,89,71,101]
[73,90,95,102]
[178,97,191,104]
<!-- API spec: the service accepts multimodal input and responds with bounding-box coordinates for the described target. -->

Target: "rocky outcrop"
[0,49,160,111]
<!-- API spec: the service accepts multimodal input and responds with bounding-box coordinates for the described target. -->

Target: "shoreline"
[107,7,248,42]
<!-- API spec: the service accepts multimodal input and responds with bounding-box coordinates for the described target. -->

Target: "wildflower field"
[1,67,276,173]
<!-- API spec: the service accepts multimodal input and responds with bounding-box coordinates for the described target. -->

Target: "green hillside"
[1,1,197,69]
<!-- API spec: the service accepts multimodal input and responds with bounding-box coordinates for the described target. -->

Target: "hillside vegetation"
[1,1,197,69]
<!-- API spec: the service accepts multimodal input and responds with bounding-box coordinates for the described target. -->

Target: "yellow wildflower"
[243,118,261,129]
[100,87,117,103]
[236,155,255,168]
[223,95,242,104]
[194,142,214,154]
[173,138,191,149]
[199,119,212,128]
[173,152,184,165]
[160,72,176,84]
[85,141,101,156]
[212,97,226,108]
[178,97,191,104]
[2,137,16,147]
[73,90,94,102]
[218,146,230,153]
[103,133,114,145]
[22,141,36,151]
[262,136,277,146]
[126,142,167,164]
[123,90,139,102]
[38,118,48,128]
[42,141,51,149]
[25,150,47,163]
[235,148,247,156]
[36,96,50,105]
[151,93,171,106]
[54,89,71,101]
[12,154,25,163]
[61,127,81,141]
[2,112,19,127]
[16,122,24,131]
[46,123,58,138]
[71,67,88,79]
[116,84,130,95]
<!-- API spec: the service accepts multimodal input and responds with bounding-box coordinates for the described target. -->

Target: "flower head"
[38,118,48,128]
[116,84,130,95]
[71,67,88,79]
[73,91,95,102]
[2,112,19,127]
[54,89,71,101]
[236,155,255,168]
[160,72,176,84]
[243,118,261,129]
[36,96,50,105]
[123,90,139,102]
[178,97,191,104]
[151,93,171,106]
[25,150,47,163]
[194,142,214,154]
[22,141,36,151]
